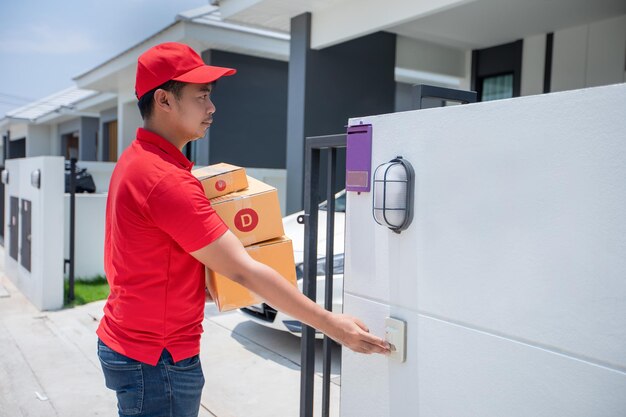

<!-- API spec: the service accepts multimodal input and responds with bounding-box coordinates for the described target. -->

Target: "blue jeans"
[97,338,205,417]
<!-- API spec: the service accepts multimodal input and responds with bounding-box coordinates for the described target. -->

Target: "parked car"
[240,190,346,337]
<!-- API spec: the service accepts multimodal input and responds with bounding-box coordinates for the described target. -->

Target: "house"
[214,0,626,212]
[1,0,623,292]
[0,5,294,286]
[4,2,624,215]
[72,5,292,210]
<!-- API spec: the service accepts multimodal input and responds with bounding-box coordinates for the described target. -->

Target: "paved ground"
[0,250,341,417]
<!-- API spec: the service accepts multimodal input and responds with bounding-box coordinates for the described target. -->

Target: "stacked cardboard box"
[193,165,297,312]
[192,163,248,199]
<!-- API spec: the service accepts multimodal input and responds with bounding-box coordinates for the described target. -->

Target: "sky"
[0,0,209,118]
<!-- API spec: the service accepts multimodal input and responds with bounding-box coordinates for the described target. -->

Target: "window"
[471,40,522,102]
[481,73,514,101]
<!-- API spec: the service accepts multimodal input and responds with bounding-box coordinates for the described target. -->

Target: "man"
[97,42,390,417]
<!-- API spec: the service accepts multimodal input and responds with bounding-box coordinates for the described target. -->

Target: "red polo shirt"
[97,128,228,365]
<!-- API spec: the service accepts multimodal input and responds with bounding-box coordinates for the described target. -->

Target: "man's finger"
[360,330,389,349]
[358,340,388,354]
[354,318,369,332]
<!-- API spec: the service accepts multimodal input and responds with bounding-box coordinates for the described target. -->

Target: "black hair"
[137,80,187,120]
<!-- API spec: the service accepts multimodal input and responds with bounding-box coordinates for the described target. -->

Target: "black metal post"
[68,157,77,302]
[321,147,336,417]
[300,141,320,417]
[300,134,346,417]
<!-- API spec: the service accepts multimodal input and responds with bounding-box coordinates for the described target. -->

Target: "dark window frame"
[471,40,523,102]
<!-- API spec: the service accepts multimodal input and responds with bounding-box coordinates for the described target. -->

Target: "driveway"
[201,303,341,417]
[0,268,340,417]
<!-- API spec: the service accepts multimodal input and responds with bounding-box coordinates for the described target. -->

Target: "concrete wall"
[26,124,52,157]
[395,14,626,99]
[58,119,80,138]
[392,14,625,100]
[118,99,142,158]
[552,14,626,92]
[206,50,289,169]
[7,123,27,142]
[342,84,626,416]
[80,117,99,161]
[63,194,106,279]
[50,124,60,158]
[76,161,115,193]
[2,158,112,289]
[3,157,65,310]
[520,34,546,96]
[61,161,114,279]
[395,36,467,88]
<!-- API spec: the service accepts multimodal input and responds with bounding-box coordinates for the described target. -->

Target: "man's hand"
[321,314,390,355]
[191,231,390,356]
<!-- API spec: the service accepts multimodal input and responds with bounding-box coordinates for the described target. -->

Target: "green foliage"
[64,275,109,307]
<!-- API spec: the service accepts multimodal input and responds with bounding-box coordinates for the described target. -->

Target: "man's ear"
[153,89,172,113]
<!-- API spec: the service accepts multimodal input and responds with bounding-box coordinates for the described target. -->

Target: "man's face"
[169,83,216,140]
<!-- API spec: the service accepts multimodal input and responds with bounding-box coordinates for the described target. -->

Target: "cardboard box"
[206,236,297,312]
[192,163,248,200]
[210,176,284,246]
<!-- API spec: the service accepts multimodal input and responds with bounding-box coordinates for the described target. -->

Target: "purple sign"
[346,124,372,192]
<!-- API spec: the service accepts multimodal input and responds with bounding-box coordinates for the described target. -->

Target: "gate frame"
[300,133,346,417]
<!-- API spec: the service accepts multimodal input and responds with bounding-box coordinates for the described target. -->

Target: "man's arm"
[190,231,390,355]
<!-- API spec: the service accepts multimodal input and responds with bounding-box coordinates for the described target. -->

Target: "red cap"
[135,42,236,99]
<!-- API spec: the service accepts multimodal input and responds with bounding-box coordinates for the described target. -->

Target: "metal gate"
[300,133,346,417]
[298,85,475,417]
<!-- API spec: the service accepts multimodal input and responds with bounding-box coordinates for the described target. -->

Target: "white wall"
[311,0,467,49]
[3,157,65,310]
[50,123,60,157]
[76,161,115,193]
[342,84,626,416]
[61,162,113,279]
[552,15,626,92]
[395,14,626,98]
[26,124,52,157]
[118,97,142,158]
[8,122,27,140]
[64,194,107,279]
[395,36,467,88]
[2,158,111,302]
[520,34,546,96]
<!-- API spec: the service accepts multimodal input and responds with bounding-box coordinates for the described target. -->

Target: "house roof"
[73,5,289,91]
[2,87,99,122]
[176,4,289,41]
[1,5,292,130]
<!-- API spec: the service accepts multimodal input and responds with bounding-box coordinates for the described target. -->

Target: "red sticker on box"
[215,180,226,191]
[234,208,259,232]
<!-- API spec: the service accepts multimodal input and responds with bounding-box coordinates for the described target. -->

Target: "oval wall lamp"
[372,156,415,234]
[31,169,41,189]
